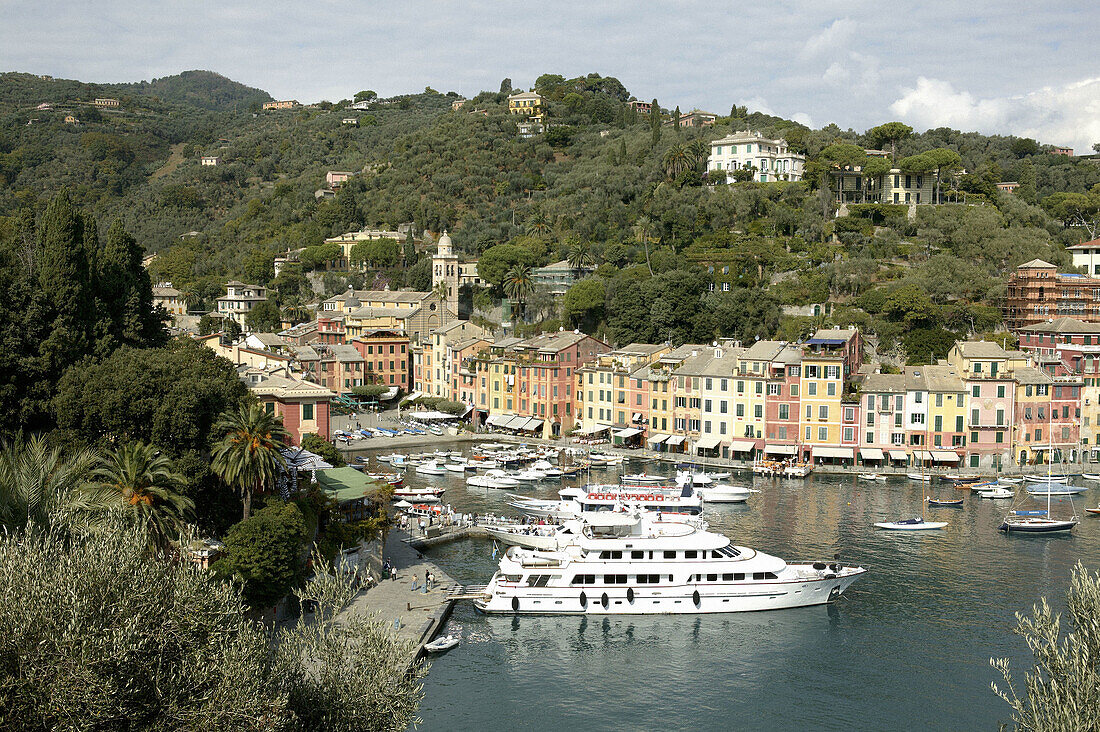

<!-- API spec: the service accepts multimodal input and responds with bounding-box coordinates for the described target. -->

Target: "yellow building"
[799,353,846,452]
[507,91,544,117]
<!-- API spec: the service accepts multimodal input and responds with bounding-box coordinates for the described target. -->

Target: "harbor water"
[372,446,1100,730]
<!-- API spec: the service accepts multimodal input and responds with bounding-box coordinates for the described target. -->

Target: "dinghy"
[874,518,948,531]
[424,635,459,653]
[926,497,964,507]
[858,473,887,481]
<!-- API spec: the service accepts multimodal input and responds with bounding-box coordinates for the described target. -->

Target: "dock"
[339,527,478,664]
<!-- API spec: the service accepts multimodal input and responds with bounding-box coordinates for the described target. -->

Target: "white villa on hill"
[707,131,805,183]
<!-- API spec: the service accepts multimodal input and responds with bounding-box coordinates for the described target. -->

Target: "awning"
[914,451,935,461]
[615,427,642,439]
[648,434,670,445]
[859,448,885,461]
[888,449,909,461]
[577,424,612,435]
[764,444,797,456]
[812,446,854,459]
[696,435,722,450]
[486,413,513,426]
[403,390,424,402]
[932,450,960,462]
[665,435,687,446]
[523,418,544,431]
[505,415,530,429]
[632,412,643,421]
[728,440,756,453]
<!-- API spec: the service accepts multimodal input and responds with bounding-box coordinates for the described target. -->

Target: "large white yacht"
[508,485,703,520]
[474,512,866,615]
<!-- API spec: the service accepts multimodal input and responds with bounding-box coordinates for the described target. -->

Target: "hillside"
[2,69,1100,361]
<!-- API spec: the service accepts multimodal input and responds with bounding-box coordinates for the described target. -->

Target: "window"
[867,412,875,426]
[302,403,314,421]
[736,403,744,417]
[997,385,1006,399]
[818,405,828,420]
[779,404,789,420]
[936,393,943,407]
[808,382,817,396]
[827,383,836,396]
[818,426,828,441]
[769,383,781,396]
[915,392,923,404]
[663,550,676,559]
[843,427,854,442]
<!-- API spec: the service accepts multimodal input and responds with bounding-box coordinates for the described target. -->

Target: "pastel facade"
[707,131,806,183]
[239,365,333,444]
[216,281,268,328]
[351,330,412,391]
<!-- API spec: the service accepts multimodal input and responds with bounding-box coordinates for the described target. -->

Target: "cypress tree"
[674,106,681,134]
[650,98,661,146]
[35,189,92,375]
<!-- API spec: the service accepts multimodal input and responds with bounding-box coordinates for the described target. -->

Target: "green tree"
[866,121,913,161]
[214,501,306,607]
[562,277,605,330]
[567,241,594,277]
[211,402,290,520]
[477,243,538,290]
[353,90,377,103]
[0,435,99,534]
[245,300,282,332]
[991,562,1100,732]
[300,433,345,467]
[1009,137,1041,157]
[79,441,194,551]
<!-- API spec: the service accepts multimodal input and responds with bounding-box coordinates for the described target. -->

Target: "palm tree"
[504,264,534,323]
[211,403,289,520]
[662,143,690,180]
[0,435,99,534]
[566,242,594,278]
[282,301,311,325]
[525,209,552,239]
[79,442,193,551]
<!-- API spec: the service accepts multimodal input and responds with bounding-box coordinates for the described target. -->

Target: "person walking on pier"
[411,574,418,591]
[390,565,397,582]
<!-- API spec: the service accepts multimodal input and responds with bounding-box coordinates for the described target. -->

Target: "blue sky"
[5,1,1099,151]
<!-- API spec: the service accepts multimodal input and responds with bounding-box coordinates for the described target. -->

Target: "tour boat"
[424,635,460,653]
[509,485,704,520]
[697,484,757,504]
[392,487,445,501]
[474,511,867,615]
[622,473,667,486]
[415,461,448,476]
[873,518,949,531]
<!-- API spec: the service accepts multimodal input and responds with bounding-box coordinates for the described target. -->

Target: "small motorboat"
[444,463,467,473]
[874,518,948,531]
[1085,507,1100,515]
[927,496,964,507]
[622,473,666,486]
[484,470,521,487]
[996,477,1022,485]
[415,461,447,476]
[697,484,757,503]
[1082,473,1100,481]
[907,473,933,482]
[977,487,1015,499]
[512,469,546,481]
[392,487,445,501]
[858,473,887,481]
[424,635,460,653]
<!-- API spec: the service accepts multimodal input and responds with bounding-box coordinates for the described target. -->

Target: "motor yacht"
[474,511,866,615]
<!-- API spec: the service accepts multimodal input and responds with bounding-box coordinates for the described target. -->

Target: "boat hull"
[874,521,948,530]
[999,519,1078,533]
[475,568,865,615]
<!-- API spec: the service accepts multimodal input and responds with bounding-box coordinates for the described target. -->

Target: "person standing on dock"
[411,574,418,591]
[390,565,397,582]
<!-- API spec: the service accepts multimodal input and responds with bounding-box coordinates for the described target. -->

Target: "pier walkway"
[340,527,463,663]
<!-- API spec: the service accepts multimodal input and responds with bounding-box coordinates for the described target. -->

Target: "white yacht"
[474,512,866,615]
[697,483,757,503]
[510,485,703,519]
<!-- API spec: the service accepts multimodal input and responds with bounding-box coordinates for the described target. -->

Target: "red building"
[1004,260,1100,331]
[317,313,346,344]
[239,365,334,444]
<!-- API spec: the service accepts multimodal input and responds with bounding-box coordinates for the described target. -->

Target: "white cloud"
[799,18,855,59]
[890,76,1100,153]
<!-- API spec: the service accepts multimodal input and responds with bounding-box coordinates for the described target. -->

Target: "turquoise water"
[373,447,1099,730]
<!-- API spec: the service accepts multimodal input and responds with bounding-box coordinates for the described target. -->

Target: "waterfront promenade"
[340,527,460,662]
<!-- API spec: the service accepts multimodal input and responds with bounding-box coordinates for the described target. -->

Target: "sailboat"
[876,395,949,530]
[1000,410,1078,534]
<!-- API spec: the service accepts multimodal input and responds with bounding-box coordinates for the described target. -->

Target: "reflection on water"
[376,444,1100,730]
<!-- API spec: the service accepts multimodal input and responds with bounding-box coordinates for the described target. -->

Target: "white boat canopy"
[932,450,960,462]
[648,433,670,444]
[859,447,885,461]
[695,435,722,450]
[728,439,756,453]
[615,427,643,439]
[812,446,854,459]
[888,449,909,461]
[764,444,797,456]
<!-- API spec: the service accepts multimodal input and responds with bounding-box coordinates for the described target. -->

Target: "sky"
[5,1,1099,152]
